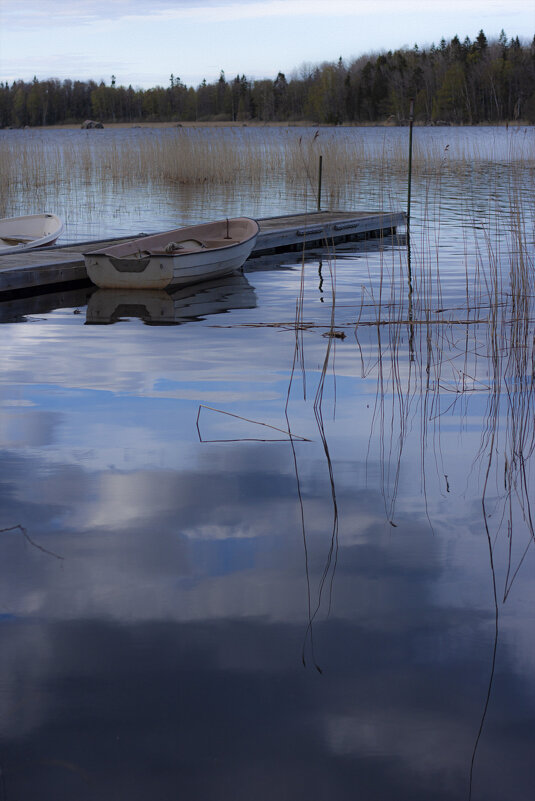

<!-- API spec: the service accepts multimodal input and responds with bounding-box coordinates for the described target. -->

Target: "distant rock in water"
[81,120,104,129]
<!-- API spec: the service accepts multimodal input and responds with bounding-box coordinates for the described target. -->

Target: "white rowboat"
[0,213,64,255]
[84,217,259,290]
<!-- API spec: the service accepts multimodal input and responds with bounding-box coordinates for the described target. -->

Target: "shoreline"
[2,120,532,132]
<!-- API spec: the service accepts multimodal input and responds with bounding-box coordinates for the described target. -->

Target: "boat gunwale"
[83,217,260,260]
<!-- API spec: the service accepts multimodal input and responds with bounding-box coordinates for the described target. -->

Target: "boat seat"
[1,234,40,245]
[203,239,238,247]
[143,239,207,255]
[163,238,206,253]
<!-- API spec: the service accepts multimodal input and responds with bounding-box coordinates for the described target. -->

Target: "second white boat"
[0,213,64,255]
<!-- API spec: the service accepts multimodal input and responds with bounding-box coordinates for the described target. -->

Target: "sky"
[0,0,533,89]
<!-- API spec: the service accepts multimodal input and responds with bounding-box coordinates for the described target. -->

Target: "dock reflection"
[85,273,257,325]
[0,285,92,323]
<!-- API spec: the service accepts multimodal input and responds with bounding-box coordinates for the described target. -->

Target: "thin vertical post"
[407,98,414,240]
[407,98,414,355]
[317,155,323,211]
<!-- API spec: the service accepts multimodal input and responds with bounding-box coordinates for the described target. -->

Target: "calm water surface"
[0,126,534,800]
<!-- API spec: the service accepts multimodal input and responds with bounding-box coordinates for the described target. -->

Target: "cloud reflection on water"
[0,156,534,797]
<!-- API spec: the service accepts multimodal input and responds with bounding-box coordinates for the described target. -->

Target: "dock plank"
[0,210,405,295]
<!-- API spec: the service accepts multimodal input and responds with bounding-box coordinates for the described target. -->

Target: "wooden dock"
[0,210,405,296]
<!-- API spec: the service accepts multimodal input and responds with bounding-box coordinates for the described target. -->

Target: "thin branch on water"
[208,317,494,330]
[0,524,64,561]
[196,405,311,443]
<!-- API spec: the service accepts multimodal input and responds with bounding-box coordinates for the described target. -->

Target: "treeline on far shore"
[2,30,534,128]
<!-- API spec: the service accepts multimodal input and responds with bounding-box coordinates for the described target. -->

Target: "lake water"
[0,125,534,800]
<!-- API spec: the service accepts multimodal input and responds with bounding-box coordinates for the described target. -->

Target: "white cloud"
[2,0,532,27]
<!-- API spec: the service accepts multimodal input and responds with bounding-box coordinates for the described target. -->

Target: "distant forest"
[2,30,534,127]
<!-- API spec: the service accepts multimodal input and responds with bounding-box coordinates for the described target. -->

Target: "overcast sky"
[0,0,533,89]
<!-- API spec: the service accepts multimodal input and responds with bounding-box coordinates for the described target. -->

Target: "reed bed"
[280,141,534,710]
[274,126,534,602]
[1,126,533,209]
[348,178,532,561]
[290,239,534,705]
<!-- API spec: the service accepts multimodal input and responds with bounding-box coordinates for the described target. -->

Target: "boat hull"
[84,218,259,290]
[0,213,64,255]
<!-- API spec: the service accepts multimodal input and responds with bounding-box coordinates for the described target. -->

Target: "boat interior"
[87,218,258,259]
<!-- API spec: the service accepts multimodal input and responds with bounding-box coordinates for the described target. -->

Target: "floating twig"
[0,524,64,561]
[196,405,311,443]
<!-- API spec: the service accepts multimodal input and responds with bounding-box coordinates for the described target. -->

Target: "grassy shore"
[18,119,533,132]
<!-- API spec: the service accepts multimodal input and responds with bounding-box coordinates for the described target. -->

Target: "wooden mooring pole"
[317,155,323,211]
[407,98,415,356]
[407,98,414,240]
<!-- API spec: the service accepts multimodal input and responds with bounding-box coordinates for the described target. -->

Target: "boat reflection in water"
[85,273,257,325]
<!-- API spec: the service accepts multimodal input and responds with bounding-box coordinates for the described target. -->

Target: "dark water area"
[0,126,534,799]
